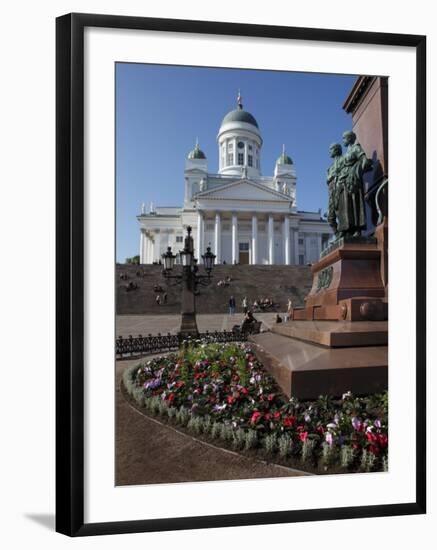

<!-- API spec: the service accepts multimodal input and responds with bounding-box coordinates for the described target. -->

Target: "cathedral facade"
[138,94,332,265]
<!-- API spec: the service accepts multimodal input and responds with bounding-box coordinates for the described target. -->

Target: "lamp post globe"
[162,246,176,272]
[179,247,193,267]
[202,246,216,274]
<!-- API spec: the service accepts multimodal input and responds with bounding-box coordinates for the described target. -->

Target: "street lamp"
[202,246,216,274]
[162,246,176,272]
[161,226,215,338]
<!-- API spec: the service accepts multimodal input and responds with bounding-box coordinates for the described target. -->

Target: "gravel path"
[116,358,308,486]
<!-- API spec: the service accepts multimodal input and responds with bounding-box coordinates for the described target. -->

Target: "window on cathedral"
[248,155,253,167]
[238,153,244,165]
[249,144,253,151]
[298,238,304,245]
[299,255,305,265]
[238,141,244,149]
[227,153,233,165]
[176,236,183,243]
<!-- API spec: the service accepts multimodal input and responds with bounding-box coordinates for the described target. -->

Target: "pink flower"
[250,411,263,424]
[299,432,309,442]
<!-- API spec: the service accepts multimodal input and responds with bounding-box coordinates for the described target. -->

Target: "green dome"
[187,141,206,160]
[277,152,293,165]
[221,108,259,129]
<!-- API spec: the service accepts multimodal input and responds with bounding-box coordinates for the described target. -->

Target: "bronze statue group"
[327,131,372,238]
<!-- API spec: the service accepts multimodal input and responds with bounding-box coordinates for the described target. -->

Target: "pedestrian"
[229,295,236,315]
[156,294,161,305]
[242,296,248,314]
[163,292,168,304]
[286,297,294,321]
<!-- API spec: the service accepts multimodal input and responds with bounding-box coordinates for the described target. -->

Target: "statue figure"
[337,130,372,237]
[326,143,343,236]
[326,132,372,238]
[199,178,206,192]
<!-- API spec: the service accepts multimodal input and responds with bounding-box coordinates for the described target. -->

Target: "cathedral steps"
[116,264,312,315]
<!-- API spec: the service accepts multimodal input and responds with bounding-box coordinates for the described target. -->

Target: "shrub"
[263,433,277,455]
[245,429,258,450]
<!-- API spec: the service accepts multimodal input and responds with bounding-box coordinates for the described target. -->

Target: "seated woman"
[241,311,257,333]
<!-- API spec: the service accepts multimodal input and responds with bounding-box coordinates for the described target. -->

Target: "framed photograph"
[56,13,426,536]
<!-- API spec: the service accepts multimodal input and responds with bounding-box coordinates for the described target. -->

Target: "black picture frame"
[56,12,426,537]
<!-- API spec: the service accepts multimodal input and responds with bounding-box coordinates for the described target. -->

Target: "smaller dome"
[187,139,206,160]
[276,145,293,165]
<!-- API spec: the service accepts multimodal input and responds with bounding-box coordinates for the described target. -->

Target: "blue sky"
[116,63,356,262]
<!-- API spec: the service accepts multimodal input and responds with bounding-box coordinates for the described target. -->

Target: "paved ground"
[116,312,282,337]
[116,357,308,486]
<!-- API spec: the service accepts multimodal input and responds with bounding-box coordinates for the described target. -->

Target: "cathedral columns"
[140,230,145,264]
[154,230,161,263]
[268,214,274,265]
[231,213,238,264]
[283,216,290,265]
[145,235,151,264]
[294,230,300,265]
[251,215,258,265]
[214,212,221,263]
[197,211,204,257]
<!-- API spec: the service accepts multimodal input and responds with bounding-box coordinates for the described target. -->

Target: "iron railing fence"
[116,325,261,359]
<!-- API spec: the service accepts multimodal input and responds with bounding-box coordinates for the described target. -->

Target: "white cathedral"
[138,93,332,266]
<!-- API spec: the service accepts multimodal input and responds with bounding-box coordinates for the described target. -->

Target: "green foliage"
[263,433,277,454]
[321,442,338,467]
[301,439,316,463]
[232,429,246,450]
[340,445,355,468]
[278,435,293,458]
[125,255,140,264]
[244,429,258,450]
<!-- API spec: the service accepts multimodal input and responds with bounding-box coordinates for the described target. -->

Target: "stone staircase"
[116,264,312,315]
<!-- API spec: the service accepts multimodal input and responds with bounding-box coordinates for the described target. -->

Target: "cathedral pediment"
[195,179,290,202]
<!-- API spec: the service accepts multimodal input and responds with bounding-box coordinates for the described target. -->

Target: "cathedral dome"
[219,92,259,130]
[187,139,206,160]
[221,108,259,129]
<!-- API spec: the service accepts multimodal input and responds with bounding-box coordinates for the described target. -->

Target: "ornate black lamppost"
[162,226,215,337]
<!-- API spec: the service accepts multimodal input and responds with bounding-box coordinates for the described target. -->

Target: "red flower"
[267,394,275,401]
[299,431,309,442]
[227,396,235,404]
[316,425,325,434]
[168,392,175,403]
[274,412,281,419]
[283,415,297,427]
[250,411,263,424]
[297,425,305,431]
[241,388,249,395]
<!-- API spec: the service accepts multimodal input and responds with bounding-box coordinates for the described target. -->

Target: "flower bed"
[123,342,388,473]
